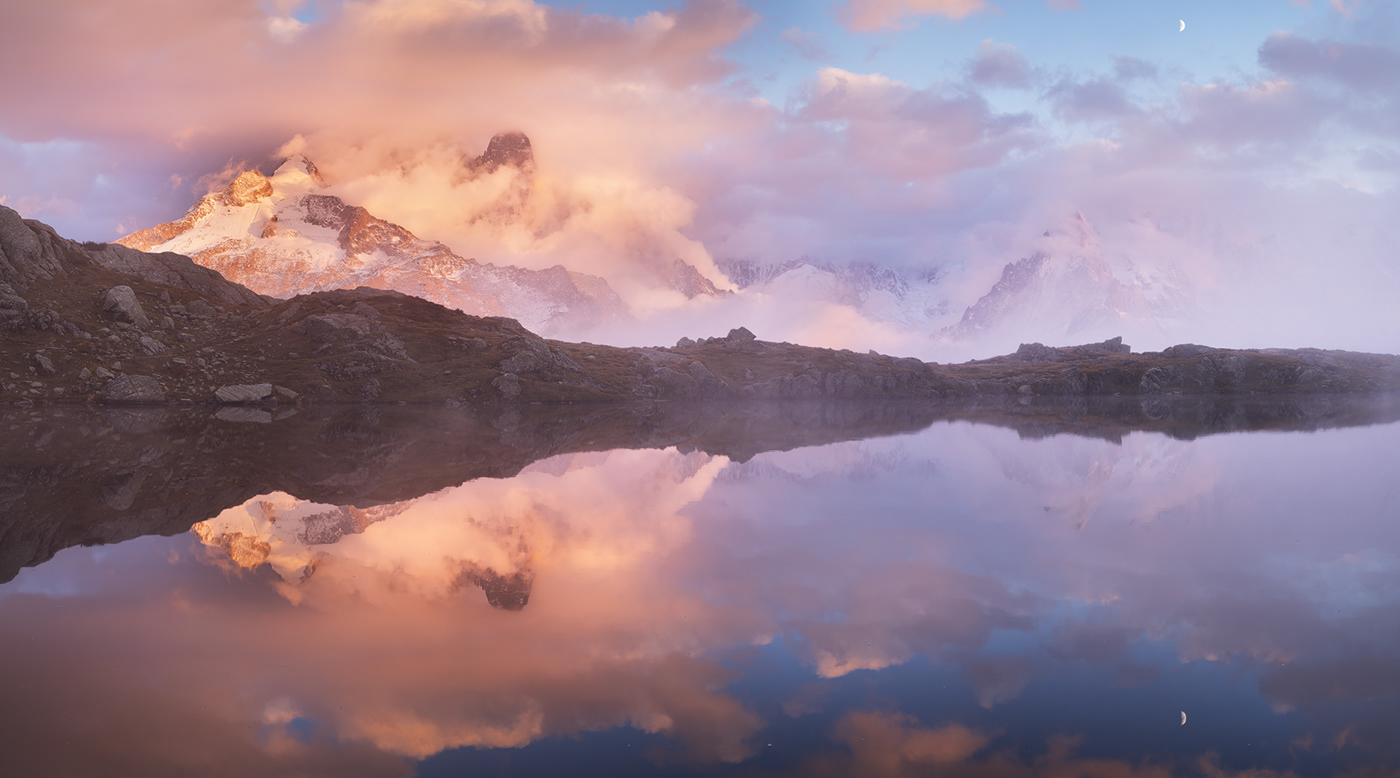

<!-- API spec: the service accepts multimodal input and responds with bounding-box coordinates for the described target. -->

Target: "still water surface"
[1,401,1398,776]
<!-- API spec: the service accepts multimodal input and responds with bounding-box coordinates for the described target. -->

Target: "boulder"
[0,284,28,327]
[101,286,149,327]
[1162,344,1213,359]
[33,352,55,376]
[214,383,273,404]
[1099,336,1131,354]
[1016,342,1059,362]
[137,336,168,355]
[492,372,521,400]
[727,326,756,342]
[99,375,164,404]
[355,378,382,399]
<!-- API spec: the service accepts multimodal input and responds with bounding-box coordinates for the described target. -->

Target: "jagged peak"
[470,131,534,174]
[270,154,327,195]
[1039,211,1099,251]
[273,154,324,183]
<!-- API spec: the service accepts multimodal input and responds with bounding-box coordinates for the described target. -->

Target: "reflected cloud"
[3,416,1400,773]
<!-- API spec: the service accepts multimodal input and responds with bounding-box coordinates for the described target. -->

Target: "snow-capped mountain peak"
[269,154,327,196]
[941,212,1187,345]
[118,141,628,335]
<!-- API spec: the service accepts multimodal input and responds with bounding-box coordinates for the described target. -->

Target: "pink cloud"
[836,0,987,32]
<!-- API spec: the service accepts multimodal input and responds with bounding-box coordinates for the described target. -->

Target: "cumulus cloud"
[0,0,758,196]
[836,0,987,32]
[967,39,1033,89]
[1259,32,1400,92]
[801,68,1037,181]
[1048,77,1139,123]
[266,15,308,43]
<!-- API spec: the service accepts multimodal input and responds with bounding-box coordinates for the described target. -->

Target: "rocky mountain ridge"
[4,204,1399,408]
[717,256,950,329]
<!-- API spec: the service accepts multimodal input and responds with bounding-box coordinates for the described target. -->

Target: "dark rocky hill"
[3,205,1399,408]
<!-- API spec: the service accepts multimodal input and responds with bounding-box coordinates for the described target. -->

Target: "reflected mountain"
[2,405,1399,777]
[5,394,1400,584]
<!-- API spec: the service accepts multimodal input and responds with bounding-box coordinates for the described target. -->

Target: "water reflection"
[1,399,1398,776]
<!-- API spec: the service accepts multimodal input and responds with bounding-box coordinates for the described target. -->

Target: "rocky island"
[4,204,1399,408]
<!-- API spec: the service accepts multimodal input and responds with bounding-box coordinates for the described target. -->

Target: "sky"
[1,0,1397,355]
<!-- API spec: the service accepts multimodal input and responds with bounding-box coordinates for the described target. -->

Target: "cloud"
[266,15,308,43]
[802,67,1036,180]
[967,39,1033,89]
[781,27,832,61]
[1113,56,1158,81]
[1,0,1397,359]
[1048,77,1139,123]
[833,713,989,775]
[0,0,757,161]
[1259,32,1400,93]
[836,0,987,32]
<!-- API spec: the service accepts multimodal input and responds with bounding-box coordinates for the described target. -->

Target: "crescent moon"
[1181,711,1187,725]
[1179,19,1186,32]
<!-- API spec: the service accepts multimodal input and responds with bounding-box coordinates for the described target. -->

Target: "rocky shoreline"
[5,391,1399,584]
[4,204,1399,407]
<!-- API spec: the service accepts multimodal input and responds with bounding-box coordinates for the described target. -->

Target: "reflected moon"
[1181,710,1187,725]
[1179,19,1186,32]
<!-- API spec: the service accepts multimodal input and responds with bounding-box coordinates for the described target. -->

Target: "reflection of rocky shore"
[937,392,1400,443]
[4,395,1400,583]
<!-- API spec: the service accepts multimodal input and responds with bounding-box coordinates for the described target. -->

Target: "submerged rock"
[99,375,164,404]
[214,383,273,404]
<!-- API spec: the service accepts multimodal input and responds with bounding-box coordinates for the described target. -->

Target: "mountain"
[942,213,1189,343]
[118,149,626,337]
[191,491,537,610]
[4,202,1397,411]
[717,257,950,328]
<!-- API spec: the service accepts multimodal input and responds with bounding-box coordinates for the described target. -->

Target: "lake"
[2,398,1398,777]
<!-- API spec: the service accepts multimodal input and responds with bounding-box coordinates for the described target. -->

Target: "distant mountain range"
[941,213,1191,344]
[115,131,1195,352]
